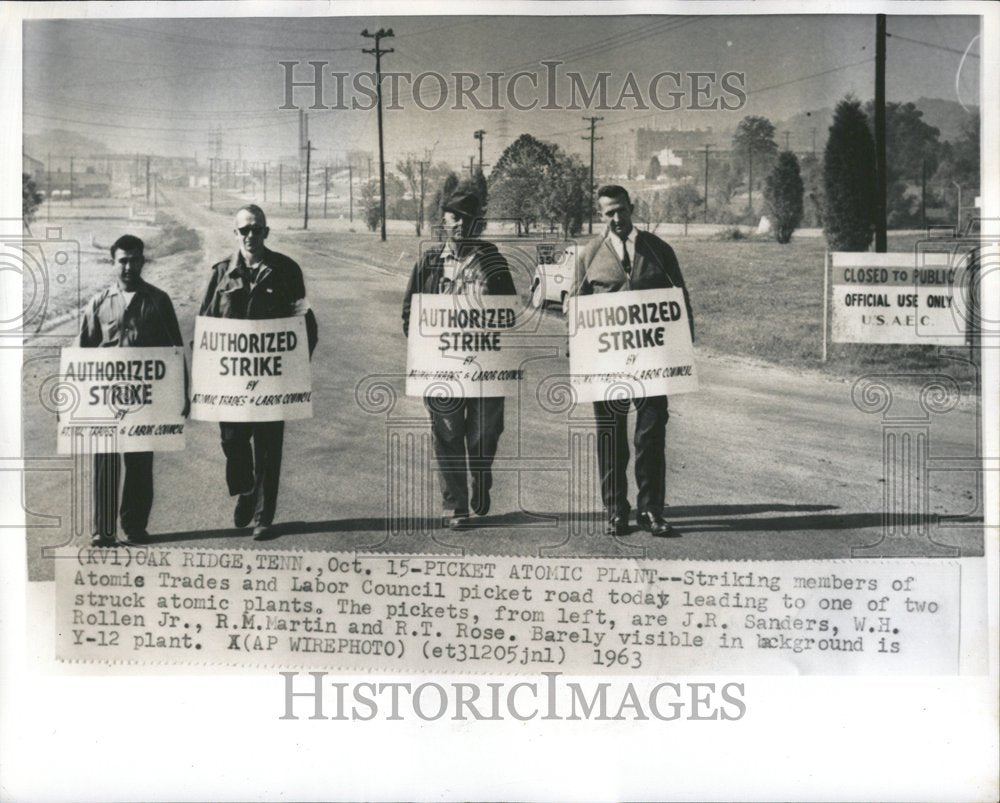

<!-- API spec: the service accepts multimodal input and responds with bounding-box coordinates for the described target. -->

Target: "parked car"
[529,242,576,314]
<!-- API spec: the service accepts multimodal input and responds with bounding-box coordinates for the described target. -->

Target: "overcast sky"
[23,12,981,169]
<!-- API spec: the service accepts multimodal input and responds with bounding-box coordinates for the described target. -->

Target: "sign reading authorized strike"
[406,293,525,397]
[57,346,185,453]
[831,252,968,344]
[568,287,697,402]
[190,316,312,421]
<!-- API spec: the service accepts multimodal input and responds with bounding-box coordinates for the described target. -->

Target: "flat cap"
[442,191,482,221]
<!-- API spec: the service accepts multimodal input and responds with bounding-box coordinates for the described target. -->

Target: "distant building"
[635,127,717,168]
[44,167,112,198]
[23,153,44,183]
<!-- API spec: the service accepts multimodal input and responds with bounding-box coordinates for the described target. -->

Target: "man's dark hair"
[110,234,144,260]
[597,184,632,205]
[236,203,267,226]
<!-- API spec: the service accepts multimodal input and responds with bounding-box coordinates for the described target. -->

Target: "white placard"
[56,346,186,453]
[190,315,313,421]
[568,287,698,402]
[830,252,972,344]
[406,293,525,398]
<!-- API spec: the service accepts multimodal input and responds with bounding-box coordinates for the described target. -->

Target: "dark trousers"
[219,421,285,526]
[425,397,504,512]
[92,452,154,537]
[592,395,669,517]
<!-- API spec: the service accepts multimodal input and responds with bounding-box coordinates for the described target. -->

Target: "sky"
[23,12,982,171]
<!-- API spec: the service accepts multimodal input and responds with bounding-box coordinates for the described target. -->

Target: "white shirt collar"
[604,226,638,246]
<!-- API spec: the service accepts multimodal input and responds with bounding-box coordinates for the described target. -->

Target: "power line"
[886,31,980,59]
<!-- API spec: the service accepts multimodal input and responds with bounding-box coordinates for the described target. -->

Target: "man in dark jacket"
[402,192,515,529]
[571,185,694,538]
[199,204,318,540]
[79,234,187,547]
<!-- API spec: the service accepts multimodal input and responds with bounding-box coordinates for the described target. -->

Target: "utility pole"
[920,158,927,229]
[474,129,486,173]
[279,164,284,207]
[582,116,603,234]
[469,155,475,179]
[46,153,51,220]
[69,157,74,207]
[145,155,151,202]
[703,144,713,223]
[349,164,354,222]
[263,162,267,202]
[874,13,888,252]
[362,27,394,241]
[418,156,428,237]
[323,165,329,218]
[953,181,962,231]
[153,173,158,213]
[209,157,214,210]
[303,141,313,230]
[297,169,302,212]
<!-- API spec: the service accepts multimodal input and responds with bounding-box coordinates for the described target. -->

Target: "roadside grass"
[672,232,977,384]
[291,226,979,386]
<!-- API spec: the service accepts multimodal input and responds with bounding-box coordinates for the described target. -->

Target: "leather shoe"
[471,483,490,516]
[234,493,255,528]
[605,514,629,536]
[637,512,679,538]
[252,523,274,540]
[444,511,470,530]
[118,530,149,546]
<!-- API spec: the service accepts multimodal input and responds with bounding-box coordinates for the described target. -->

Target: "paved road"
[23,189,983,579]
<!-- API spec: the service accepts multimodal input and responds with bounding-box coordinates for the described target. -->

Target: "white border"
[2,2,997,801]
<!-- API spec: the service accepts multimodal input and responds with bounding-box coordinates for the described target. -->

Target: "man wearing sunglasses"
[199,204,318,539]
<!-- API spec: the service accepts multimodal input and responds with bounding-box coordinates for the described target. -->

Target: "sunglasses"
[237,225,265,236]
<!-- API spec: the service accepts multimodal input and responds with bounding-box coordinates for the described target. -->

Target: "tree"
[663,183,702,236]
[823,96,876,251]
[763,152,804,244]
[798,152,824,227]
[23,173,42,228]
[488,133,560,235]
[934,111,979,221]
[710,160,741,214]
[864,100,942,226]
[360,179,380,232]
[544,154,590,236]
[732,115,778,218]
[646,155,661,180]
[396,157,424,235]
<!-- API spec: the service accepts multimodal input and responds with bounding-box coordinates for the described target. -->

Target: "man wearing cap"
[402,192,516,529]
[571,185,694,538]
[199,204,318,540]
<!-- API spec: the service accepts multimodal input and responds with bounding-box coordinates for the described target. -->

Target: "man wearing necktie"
[571,185,694,537]
[402,192,515,529]
[199,205,318,540]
